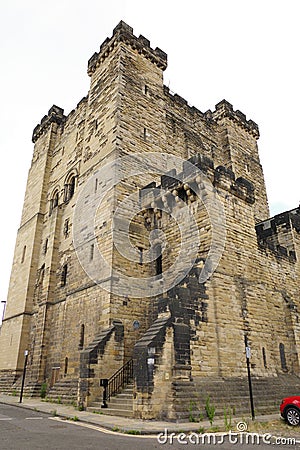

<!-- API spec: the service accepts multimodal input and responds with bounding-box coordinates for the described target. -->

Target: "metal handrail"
[101,359,133,407]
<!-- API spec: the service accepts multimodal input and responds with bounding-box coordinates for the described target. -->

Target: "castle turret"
[0,106,65,377]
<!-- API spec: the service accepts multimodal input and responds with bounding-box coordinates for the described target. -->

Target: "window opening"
[21,245,26,263]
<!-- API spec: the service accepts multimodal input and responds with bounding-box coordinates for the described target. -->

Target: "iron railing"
[101,359,133,407]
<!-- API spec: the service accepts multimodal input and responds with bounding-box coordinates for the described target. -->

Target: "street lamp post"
[244,335,255,420]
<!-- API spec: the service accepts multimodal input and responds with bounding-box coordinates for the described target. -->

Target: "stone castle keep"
[1,21,300,419]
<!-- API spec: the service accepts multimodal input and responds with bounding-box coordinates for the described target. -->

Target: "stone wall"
[0,21,299,419]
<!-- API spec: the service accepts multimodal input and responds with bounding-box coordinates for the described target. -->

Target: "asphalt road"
[0,403,299,450]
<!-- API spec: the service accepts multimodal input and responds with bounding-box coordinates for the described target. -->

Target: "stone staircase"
[46,378,78,404]
[87,382,134,418]
[0,372,21,395]
[172,374,300,421]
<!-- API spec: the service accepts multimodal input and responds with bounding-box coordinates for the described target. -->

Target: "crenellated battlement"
[164,86,210,122]
[140,153,255,210]
[212,99,259,138]
[256,208,300,261]
[163,87,259,138]
[87,20,168,76]
[32,105,66,143]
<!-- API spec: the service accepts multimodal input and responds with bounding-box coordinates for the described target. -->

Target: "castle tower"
[0,106,65,381]
[1,22,299,419]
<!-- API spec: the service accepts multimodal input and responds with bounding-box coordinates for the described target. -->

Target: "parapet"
[256,208,300,261]
[87,20,168,76]
[140,152,256,208]
[212,100,259,139]
[32,105,66,143]
[163,88,258,138]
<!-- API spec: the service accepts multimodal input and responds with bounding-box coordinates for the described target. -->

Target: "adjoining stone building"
[1,21,300,419]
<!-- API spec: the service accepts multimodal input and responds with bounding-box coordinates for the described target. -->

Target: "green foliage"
[112,426,120,432]
[57,396,62,404]
[205,396,215,426]
[40,382,47,399]
[125,430,141,435]
[189,401,197,422]
[224,406,232,431]
[70,416,79,421]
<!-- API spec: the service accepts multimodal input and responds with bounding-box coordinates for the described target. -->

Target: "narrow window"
[279,343,287,371]
[61,264,68,287]
[138,247,143,265]
[90,244,94,261]
[39,264,45,285]
[50,191,59,215]
[69,176,76,199]
[63,219,69,239]
[64,357,68,376]
[144,85,148,95]
[262,347,267,369]
[53,192,59,208]
[95,178,98,193]
[143,128,147,140]
[65,176,76,202]
[79,324,85,349]
[44,239,48,254]
[155,244,162,277]
[21,245,26,264]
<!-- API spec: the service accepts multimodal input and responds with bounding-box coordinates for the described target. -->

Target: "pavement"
[0,393,280,435]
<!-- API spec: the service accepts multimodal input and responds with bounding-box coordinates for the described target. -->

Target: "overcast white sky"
[0,0,299,316]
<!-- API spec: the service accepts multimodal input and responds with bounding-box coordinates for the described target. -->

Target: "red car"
[280,396,300,426]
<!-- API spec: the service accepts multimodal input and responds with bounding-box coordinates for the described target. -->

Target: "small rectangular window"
[61,264,68,287]
[138,247,143,265]
[21,246,26,264]
[63,219,69,239]
[90,244,94,261]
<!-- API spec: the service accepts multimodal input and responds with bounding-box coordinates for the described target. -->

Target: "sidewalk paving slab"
[0,393,280,435]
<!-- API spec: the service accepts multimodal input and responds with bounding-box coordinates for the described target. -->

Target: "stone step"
[88,380,134,418]
[115,393,133,399]
[106,401,133,410]
[46,378,78,404]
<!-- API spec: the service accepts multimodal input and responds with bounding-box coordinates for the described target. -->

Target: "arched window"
[50,189,59,215]
[64,173,77,203]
